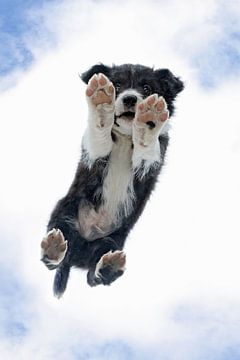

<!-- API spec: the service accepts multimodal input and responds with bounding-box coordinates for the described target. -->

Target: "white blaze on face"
[114,89,143,135]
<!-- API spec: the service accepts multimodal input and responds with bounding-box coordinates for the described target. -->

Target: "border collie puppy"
[40,63,184,297]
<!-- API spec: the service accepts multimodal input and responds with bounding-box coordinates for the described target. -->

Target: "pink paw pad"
[136,95,169,126]
[95,250,126,278]
[86,73,115,106]
[41,229,67,262]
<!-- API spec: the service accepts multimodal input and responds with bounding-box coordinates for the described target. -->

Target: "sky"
[0,0,240,359]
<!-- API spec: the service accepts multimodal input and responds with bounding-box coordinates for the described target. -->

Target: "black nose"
[123,95,137,108]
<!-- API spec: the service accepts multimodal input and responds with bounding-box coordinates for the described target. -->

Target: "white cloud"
[1,0,240,359]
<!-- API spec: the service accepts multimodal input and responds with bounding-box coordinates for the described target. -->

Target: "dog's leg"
[132,94,169,178]
[86,237,126,287]
[82,73,115,165]
[41,226,71,298]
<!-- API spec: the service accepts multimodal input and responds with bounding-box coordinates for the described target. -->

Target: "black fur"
[82,63,184,115]
[43,63,184,297]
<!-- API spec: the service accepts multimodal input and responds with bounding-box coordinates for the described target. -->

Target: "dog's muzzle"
[116,95,137,121]
[118,111,135,120]
[123,95,137,108]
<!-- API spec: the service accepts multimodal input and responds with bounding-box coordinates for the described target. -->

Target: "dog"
[40,63,184,297]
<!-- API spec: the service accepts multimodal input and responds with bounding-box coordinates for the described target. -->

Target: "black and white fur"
[40,64,184,297]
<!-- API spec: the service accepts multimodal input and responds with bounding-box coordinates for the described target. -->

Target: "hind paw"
[96,250,126,285]
[87,250,126,287]
[41,229,67,268]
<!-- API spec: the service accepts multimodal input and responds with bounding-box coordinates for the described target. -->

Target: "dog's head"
[81,64,184,135]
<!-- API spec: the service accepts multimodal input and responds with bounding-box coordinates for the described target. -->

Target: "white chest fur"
[103,132,135,220]
[78,132,135,241]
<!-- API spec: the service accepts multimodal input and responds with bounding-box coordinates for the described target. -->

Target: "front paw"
[133,94,169,147]
[86,73,115,128]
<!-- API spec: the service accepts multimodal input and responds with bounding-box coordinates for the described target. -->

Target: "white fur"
[83,76,115,165]
[132,119,163,179]
[102,130,135,221]
[114,89,143,136]
[132,140,161,179]
[131,95,169,178]
[82,125,113,166]
[81,80,168,239]
[114,89,142,117]
[78,131,135,241]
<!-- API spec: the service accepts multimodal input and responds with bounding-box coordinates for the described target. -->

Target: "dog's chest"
[103,134,134,217]
[78,135,135,240]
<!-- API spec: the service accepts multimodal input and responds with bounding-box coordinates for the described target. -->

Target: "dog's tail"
[53,263,71,298]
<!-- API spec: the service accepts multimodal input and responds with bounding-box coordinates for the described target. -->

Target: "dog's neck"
[112,124,133,141]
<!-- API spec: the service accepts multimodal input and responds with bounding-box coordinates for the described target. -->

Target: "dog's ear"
[81,64,111,84]
[154,69,184,99]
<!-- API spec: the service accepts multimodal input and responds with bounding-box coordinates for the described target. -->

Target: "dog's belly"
[77,206,116,241]
[78,132,135,241]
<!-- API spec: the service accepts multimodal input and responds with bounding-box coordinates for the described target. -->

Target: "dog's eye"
[115,83,121,93]
[143,84,152,96]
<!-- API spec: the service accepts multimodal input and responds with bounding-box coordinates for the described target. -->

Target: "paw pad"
[95,250,126,281]
[136,94,169,126]
[41,228,67,264]
[86,73,115,106]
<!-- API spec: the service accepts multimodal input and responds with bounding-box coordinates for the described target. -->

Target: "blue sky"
[0,0,240,88]
[1,0,240,359]
[2,269,240,360]
[1,272,240,360]
[0,266,27,339]
[0,0,57,76]
[0,0,36,74]
[190,10,240,88]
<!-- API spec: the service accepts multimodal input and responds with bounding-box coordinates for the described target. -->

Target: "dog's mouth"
[118,111,135,121]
